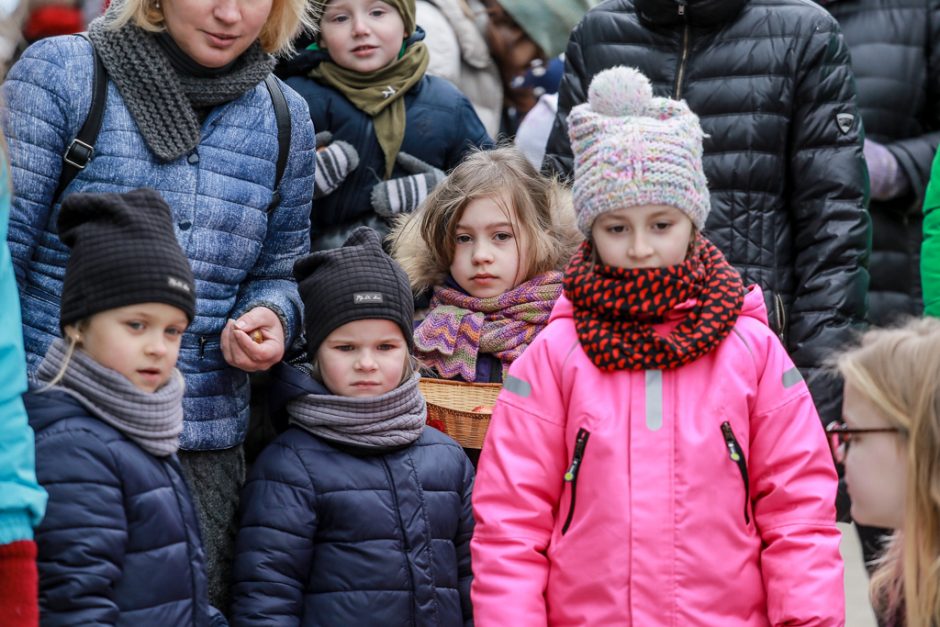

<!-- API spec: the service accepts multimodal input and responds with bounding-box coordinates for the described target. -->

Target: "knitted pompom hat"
[567,66,710,235]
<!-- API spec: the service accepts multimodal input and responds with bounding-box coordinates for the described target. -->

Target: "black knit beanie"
[294,227,414,361]
[58,188,196,330]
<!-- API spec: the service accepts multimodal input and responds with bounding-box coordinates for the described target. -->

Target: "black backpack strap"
[263,74,291,215]
[53,32,107,205]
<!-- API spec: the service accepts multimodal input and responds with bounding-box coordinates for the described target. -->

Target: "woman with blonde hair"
[4,0,317,614]
[833,317,940,627]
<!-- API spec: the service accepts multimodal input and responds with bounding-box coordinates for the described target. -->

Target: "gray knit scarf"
[87,17,275,162]
[35,338,184,456]
[287,372,427,449]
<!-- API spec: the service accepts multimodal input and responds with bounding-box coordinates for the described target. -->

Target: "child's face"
[450,194,530,299]
[841,382,907,529]
[316,319,408,397]
[68,303,189,393]
[590,205,694,270]
[319,0,407,73]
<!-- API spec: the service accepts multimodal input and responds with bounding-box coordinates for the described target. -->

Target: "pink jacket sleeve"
[744,323,845,626]
[470,334,569,626]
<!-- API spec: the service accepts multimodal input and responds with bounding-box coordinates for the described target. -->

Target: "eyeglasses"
[825,421,902,464]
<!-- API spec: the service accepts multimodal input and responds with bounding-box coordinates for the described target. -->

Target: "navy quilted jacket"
[25,387,221,627]
[280,38,493,252]
[4,35,316,451]
[230,363,475,626]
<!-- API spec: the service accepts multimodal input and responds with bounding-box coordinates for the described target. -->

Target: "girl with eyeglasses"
[833,316,940,627]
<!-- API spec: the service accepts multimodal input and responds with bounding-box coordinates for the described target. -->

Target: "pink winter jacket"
[471,286,844,626]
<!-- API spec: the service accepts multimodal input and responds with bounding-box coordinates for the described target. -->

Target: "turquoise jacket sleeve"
[0,158,47,545]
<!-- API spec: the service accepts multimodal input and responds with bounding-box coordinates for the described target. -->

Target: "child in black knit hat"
[231,226,474,625]
[23,188,226,625]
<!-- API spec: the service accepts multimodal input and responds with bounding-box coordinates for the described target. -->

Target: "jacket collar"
[636,0,748,28]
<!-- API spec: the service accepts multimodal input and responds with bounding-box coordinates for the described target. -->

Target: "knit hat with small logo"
[294,227,415,361]
[58,188,196,330]
[567,65,710,236]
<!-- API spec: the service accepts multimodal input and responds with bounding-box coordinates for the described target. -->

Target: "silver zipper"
[674,20,690,99]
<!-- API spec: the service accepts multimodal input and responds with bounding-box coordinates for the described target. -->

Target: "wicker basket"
[419,378,502,449]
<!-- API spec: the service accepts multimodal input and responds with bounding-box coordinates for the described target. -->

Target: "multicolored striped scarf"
[414,272,563,381]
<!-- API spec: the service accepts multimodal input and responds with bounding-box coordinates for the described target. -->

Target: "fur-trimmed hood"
[387,182,582,295]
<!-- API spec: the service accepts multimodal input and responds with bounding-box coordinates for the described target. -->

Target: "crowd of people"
[1,0,940,625]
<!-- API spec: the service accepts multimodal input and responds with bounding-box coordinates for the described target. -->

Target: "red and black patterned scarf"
[563,236,744,371]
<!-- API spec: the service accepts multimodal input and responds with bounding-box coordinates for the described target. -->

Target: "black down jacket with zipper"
[820,0,940,326]
[544,0,871,427]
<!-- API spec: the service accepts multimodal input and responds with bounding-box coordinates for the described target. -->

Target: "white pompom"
[587,66,654,117]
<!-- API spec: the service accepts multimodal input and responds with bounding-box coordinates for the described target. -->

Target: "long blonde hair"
[38,333,81,390]
[836,317,940,627]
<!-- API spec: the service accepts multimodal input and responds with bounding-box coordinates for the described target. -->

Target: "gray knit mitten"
[370,152,446,217]
[314,131,359,199]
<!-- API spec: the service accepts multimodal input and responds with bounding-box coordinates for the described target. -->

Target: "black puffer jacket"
[820,0,940,326]
[544,0,871,426]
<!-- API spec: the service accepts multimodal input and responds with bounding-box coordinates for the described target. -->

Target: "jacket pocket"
[561,427,590,535]
[720,421,750,525]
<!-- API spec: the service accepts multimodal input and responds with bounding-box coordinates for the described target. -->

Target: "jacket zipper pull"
[676,0,687,16]
[198,336,207,360]
[562,428,591,535]
[721,421,741,461]
[721,421,751,524]
[565,429,590,481]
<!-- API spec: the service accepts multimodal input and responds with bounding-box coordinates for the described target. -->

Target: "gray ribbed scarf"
[35,338,184,456]
[87,17,275,162]
[287,373,427,449]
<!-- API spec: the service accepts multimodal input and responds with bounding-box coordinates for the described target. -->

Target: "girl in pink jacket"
[470,66,845,626]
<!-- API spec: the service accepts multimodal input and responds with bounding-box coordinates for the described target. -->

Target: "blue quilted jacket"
[230,362,475,626]
[4,35,316,451]
[25,387,223,626]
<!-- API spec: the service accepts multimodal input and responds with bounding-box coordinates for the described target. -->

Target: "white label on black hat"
[168,277,192,293]
[354,292,383,304]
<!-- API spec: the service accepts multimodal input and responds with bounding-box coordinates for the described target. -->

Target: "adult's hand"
[220,306,285,372]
